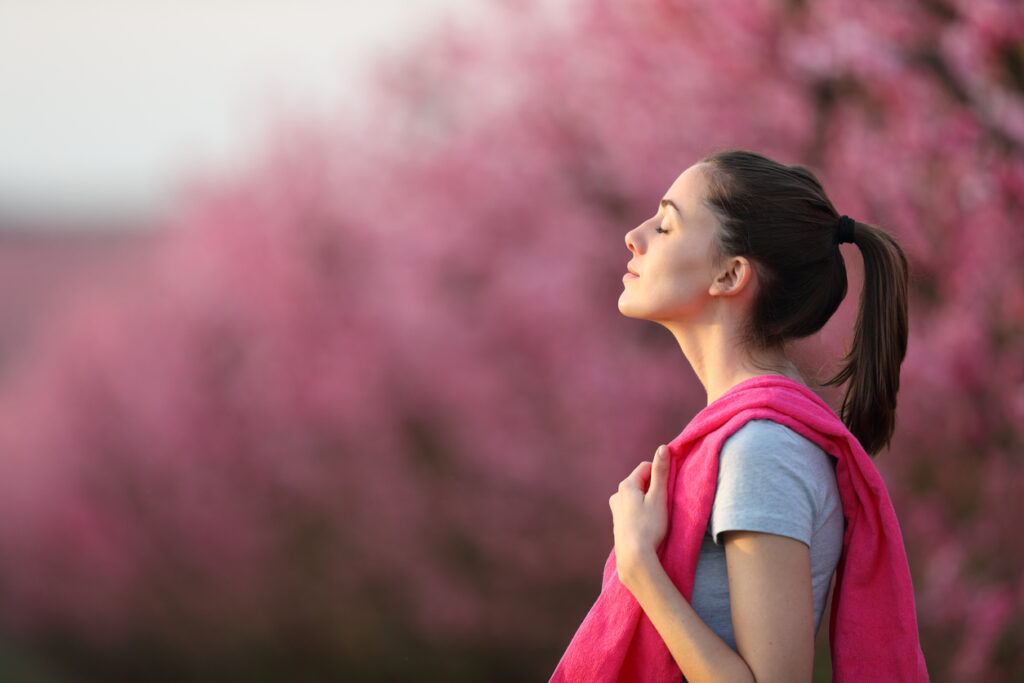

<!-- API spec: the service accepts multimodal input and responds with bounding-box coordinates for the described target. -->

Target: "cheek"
[653,264,711,304]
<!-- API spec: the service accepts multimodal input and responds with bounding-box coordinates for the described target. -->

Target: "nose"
[625,224,645,254]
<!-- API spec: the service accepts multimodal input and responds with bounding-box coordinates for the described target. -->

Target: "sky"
[0,0,504,227]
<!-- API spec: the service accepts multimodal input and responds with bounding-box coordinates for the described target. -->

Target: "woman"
[552,151,928,682]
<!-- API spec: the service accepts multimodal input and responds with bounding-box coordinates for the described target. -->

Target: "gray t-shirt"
[690,419,844,651]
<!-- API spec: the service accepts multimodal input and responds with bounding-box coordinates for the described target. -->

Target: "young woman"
[552,151,928,682]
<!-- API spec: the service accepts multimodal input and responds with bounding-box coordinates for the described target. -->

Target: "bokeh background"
[0,0,1022,681]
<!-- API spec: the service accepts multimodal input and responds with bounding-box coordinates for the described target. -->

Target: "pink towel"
[551,375,928,682]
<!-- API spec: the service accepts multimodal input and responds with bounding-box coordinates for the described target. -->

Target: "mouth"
[623,263,639,280]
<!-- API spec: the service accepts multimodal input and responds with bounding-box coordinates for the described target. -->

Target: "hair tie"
[836,215,856,245]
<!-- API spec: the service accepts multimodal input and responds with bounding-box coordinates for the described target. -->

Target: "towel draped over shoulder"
[551,375,928,682]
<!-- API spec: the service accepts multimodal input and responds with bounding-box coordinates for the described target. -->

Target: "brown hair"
[700,150,908,455]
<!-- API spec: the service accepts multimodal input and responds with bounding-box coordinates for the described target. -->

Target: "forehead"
[665,163,706,196]
[663,163,713,217]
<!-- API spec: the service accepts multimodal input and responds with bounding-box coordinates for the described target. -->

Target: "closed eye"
[655,226,669,234]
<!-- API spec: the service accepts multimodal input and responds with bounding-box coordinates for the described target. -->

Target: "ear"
[708,256,754,298]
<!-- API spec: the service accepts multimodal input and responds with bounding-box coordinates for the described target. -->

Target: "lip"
[622,272,639,281]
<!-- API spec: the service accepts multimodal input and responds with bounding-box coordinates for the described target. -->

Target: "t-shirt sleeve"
[709,419,823,547]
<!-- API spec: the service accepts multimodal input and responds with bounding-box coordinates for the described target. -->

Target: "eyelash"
[655,226,669,234]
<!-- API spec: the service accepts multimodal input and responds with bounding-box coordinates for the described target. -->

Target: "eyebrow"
[660,198,682,216]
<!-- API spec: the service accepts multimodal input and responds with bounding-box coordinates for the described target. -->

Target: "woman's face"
[618,163,723,323]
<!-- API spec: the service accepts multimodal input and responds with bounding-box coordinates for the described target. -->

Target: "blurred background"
[0,0,1021,681]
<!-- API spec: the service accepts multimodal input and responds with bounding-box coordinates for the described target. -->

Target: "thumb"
[647,445,670,503]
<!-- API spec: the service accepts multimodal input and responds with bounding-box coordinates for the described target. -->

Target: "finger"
[620,460,652,493]
[647,445,669,504]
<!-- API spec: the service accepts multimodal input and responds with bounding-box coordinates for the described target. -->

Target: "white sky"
[0,0,501,226]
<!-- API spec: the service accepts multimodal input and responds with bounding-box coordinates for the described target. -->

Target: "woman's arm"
[610,447,814,682]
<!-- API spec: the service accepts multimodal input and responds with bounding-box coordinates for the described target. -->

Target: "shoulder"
[711,419,837,545]
[720,419,834,480]
[722,418,819,455]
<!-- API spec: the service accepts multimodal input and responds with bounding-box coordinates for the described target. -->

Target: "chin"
[617,297,647,320]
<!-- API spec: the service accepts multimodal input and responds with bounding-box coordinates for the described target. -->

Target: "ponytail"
[824,222,909,455]
[700,150,909,455]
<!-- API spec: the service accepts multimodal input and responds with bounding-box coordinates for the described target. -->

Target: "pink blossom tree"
[0,0,1021,680]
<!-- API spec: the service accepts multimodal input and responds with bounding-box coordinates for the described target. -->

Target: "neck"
[661,317,804,405]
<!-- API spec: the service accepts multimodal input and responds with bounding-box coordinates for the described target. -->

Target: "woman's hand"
[609,445,670,590]
[609,450,814,682]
